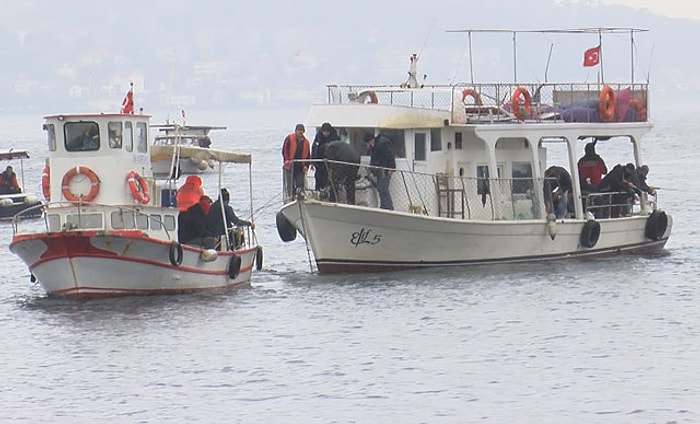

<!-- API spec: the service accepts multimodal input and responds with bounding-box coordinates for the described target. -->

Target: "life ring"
[366,91,378,104]
[228,254,241,279]
[599,85,616,122]
[126,170,150,204]
[169,241,183,266]
[41,165,50,201]
[461,88,483,106]
[511,86,531,121]
[255,246,264,271]
[579,220,601,248]
[276,211,297,242]
[61,166,100,202]
[644,210,668,241]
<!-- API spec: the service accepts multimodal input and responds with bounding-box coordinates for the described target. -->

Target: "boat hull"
[279,200,672,274]
[10,231,256,300]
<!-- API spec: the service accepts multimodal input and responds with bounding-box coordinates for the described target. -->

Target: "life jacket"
[282,133,310,171]
[175,175,204,212]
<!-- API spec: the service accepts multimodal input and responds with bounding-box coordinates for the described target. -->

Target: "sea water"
[0,107,697,423]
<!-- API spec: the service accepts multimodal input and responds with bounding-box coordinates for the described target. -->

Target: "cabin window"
[455,132,463,149]
[65,213,103,229]
[476,165,502,195]
[135,212,149,230]
[65,121,100,152]
[47,214,60,231]
[414,133,426,161]
[430,129,442,151]
[150,214,163,230]
[512,162,534,194]
[108,122,123,149]
[111,210,135,229]
[163,214,176,231]
[136,122,148,153]
[44,124,57,152]
[124,122,133,152]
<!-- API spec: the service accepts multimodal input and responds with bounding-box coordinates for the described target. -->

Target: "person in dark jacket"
[365,132,396,210]
[0,165,21,194]
[311,122,340,192]
[544,165,572,218]
[206,188,253,249]
[324,140,360,205]
[178,195,216,249]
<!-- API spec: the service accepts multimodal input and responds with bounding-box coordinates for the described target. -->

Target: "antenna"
[544,43,554,83]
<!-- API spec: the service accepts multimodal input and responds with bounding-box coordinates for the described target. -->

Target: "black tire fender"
[255,246,263,271]
[169,241,183,266]
[228,254,242,279]
[580,220,601,248]
[276,211,296,242]
[645,210,668,241]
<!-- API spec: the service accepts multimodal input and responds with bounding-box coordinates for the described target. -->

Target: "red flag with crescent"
[583,45,600,67]
[121,86,134,114]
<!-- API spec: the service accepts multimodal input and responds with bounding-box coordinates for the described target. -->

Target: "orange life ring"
[61,166,100,203]
[367,91,378,104]
[599,85,616,122]
[461,88,483,106]
[41,165,50,201]
[511,86,531,121]
[126,170,150,204]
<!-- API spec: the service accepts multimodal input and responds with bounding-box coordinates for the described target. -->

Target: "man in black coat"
[365,133,396,210]
[311,122,340,191]
[206,188,253,249]
[178,195,216,249]
[324,140,360,205]
[544,165,572,218]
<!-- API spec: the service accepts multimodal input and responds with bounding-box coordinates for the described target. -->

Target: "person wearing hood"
[323,140,360,205]
[178,195,216,249]
[577,140,608,190]
[364,132,396,210]
[311,122,340,192]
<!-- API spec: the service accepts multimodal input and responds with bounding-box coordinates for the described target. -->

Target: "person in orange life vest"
[178,195,216,249]
[577,140,608,191]
[282,123,310,200]
[175,175,205,212]
[0,165,21,194]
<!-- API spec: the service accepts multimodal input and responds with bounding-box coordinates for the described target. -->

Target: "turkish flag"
[120,87,134,114]
[583,45,600,67]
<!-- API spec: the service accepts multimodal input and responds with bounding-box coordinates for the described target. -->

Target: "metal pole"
[630,29,635,84]
[468,31,474,84]
[599,29,604,83]
[512,31,517,83]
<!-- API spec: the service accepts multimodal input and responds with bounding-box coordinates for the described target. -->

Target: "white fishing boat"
[10,111,261,300]
[0,149,42,220]
[150,123,226,178]
[276,28,672,273]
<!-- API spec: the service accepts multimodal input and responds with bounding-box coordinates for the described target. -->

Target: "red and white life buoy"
[41,165,50,201]
[62,166,100,203]
[461,88,483,106]
[126,170,150,204]
[511,86,532,121]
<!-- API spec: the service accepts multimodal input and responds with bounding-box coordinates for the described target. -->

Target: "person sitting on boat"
[311,122,340,194]
[594,163,641,217]
[365,132,396,210]
[634,165,656,195]
[198,136,212,148]
[544,165,572,219]
[282,123,310,201]
[324,140,361,205]
[0,165,21,194]
[175,175,205,212]
[577,140,608,191]
[206,188,253,249]
[178,195,216,249]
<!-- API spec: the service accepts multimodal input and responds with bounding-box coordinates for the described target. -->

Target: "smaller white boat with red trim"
[9,110,261,300]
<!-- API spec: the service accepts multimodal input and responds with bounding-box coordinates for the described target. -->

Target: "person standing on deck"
[311,122,340,193]
[282,123,310,201]
[364,133,396,210]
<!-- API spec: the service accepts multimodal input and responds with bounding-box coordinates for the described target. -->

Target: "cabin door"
[412,131,427,173]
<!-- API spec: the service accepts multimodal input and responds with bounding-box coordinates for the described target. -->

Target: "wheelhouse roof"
[150,145,251,164]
